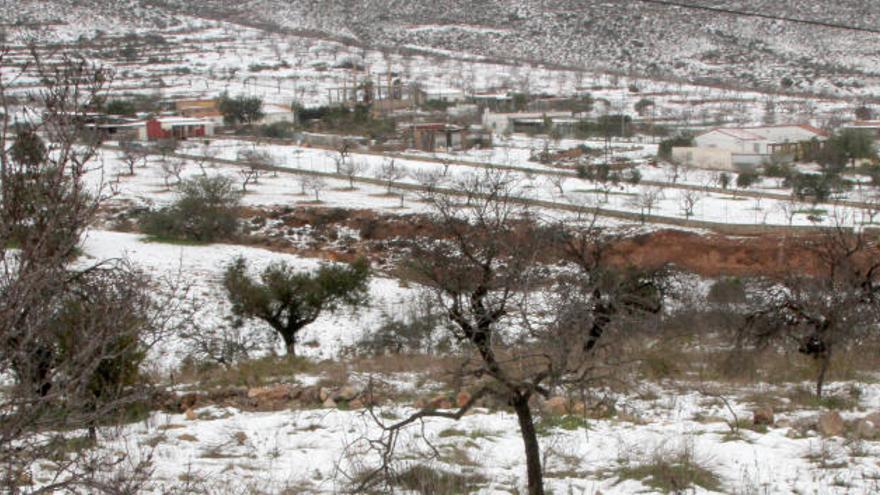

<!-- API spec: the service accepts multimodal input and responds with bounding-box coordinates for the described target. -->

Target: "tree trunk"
[282,334,296,357]
[816,345,832,398]
[512,394,544,495]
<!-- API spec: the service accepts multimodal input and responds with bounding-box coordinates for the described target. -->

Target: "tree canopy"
[223,257,370,356]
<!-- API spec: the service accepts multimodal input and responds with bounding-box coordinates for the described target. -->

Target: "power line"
[629,0,880,35]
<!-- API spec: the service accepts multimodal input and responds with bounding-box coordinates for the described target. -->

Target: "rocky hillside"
[5,0,880,97]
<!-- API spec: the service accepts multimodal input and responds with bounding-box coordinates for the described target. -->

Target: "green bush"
[140,175,241,242]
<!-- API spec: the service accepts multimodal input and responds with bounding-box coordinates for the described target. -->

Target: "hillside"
[5,0,880,97]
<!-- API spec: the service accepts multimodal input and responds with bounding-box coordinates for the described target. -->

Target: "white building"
[260,104,298,125]
[482,111,575,134]
[673,125,828,171]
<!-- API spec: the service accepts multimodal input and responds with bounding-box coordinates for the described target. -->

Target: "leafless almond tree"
[356,170,671,495]
[0,46,184,493]
[740,217,880,397]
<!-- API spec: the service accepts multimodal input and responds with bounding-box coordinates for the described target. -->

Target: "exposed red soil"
[244,206,854,278]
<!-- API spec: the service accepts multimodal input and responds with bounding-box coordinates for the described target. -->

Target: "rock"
[456,391,472,408]
[855,419,877,440]
[299,386,321,404]
[322,397,337,409]
[247,385,290,402]
[818,411,845,437]
[775,419,792,429]
[753,407,775,426]
[866,412,880,427]
[319,387,331,402]
[177,433,198,442]
[336,385,359,402]
[233,431,248,445]
[349,399,364,410]
[184,408,197,421]
[429,395,453,409]
[543,396,568,416]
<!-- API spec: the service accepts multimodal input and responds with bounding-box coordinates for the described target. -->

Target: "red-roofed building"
[672,124,828,171]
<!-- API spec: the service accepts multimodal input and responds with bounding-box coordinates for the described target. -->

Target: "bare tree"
[118,143,145,176]
[377,158,406,194]
[740,219,880,397]
[160,158,186,188]
[333,142,351,174]
[339,159,366,189]
[679,189,702,219]
[238,166,260,192]
[629,187,664,223]
[776,194,800,226]
[357,170,671,495]
[0,46,180,493]
[301,175,327,202]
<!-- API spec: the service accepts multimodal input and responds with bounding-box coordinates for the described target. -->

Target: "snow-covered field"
[72,373,880,494]
[80,230,412,370]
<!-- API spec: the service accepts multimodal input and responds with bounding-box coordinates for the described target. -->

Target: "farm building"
[842,120,880,139]
[408,123,465,152]
[672,124,828,171]
[260,104,298,125]
[141,117,215,141]
[482,111,577,134]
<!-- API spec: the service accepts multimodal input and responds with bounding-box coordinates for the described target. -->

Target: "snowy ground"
[66,377,880,494]
[158,139,876,228]
[80,230,413,371]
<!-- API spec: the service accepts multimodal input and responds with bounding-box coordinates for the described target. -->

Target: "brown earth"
[244,206,854,278]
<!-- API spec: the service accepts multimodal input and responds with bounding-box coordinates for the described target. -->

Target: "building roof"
[264,104,295,115]
[845,120,880,129]
[698,124,829,141]
[150,116,214,126]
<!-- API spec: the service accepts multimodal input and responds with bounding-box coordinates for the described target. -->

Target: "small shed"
[143,117,214,141]
[409,123,464,152]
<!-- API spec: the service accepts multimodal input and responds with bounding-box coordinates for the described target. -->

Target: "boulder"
[319,387,332,402]
[543,396,568,416]
[753,407,775,426]
[322,397,337,409]
[247,385,290,402]
[184,408,197,421]
[299,386,321,405]
[335,385,359,402]
[817,411,845,437]
[855,419,877,440]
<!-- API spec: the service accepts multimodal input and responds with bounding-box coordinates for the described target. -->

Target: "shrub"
[140,175,241,242]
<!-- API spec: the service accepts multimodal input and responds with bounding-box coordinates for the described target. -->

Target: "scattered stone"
[818,411,845,437]
[753,407,775,426]
[299,386,321,404]
[855,419,877,440]
[319,387,332,402]
[543,396,568,416]
[456,391,472,408]
[184,408,197,421]
[247,385,290,402]
[336,385,359,402]
[322,397,337,409]
[775,419,792,429]
[232,431,248,445]
[429,395,453,409]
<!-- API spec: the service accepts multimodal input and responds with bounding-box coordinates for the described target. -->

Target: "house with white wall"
[672,124,828,171]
